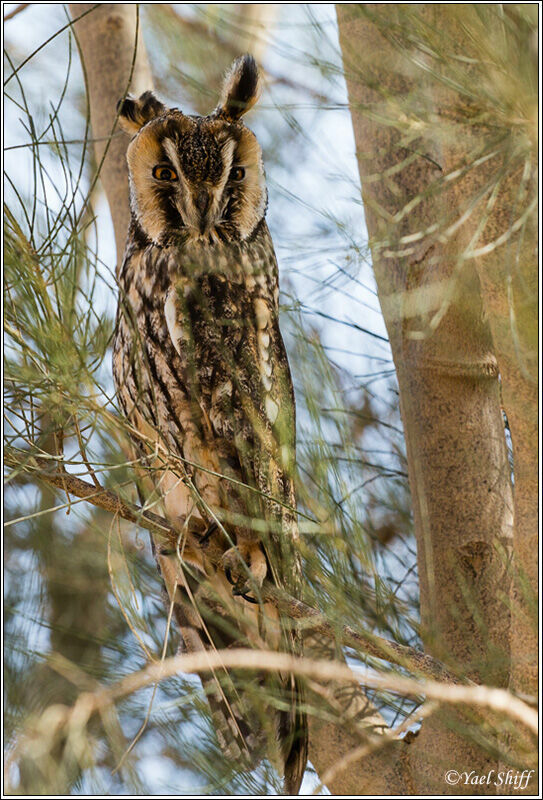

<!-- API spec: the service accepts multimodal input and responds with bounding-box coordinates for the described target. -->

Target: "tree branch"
[37,649,543,737]
[6,450,468,686]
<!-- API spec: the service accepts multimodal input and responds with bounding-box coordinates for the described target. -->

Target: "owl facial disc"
[119,55,267,245]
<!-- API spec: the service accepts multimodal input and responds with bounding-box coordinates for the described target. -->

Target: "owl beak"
[195,189,211,234]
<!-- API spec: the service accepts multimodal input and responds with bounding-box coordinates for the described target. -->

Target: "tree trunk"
[305,632,408,794]
[422,7,538,789]
[425,2,538,703]
[69,4,153,268]
[336,4,516,793]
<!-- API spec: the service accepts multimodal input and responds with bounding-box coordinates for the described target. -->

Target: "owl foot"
[221,543,267,603]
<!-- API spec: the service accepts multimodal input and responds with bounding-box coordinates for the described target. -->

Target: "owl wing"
[233,313,310,798]
[232,290,301,593]
[225,258,308,797]
[226,232,308,796]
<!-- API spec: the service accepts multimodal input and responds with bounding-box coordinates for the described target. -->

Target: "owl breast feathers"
[112,55,308,793]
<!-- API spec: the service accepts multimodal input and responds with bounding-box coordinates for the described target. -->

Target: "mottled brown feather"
[113,55,307,793]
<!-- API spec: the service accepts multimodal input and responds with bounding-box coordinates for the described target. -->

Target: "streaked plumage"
[112,55,307,793]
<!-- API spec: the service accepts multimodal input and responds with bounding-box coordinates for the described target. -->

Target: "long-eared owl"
[112,55,307,793]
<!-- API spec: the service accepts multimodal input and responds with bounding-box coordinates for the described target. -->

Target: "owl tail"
[202,665,307,795]
[169,571,306,794]
[202,671,268,766]
[283,683,308,795]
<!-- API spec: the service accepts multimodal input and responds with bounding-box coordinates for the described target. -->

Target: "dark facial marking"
[153,183,183,231]
[164,199,183,231]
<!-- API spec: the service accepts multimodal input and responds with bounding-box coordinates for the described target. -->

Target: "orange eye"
[230,166,245,181]
[152,165,178,181]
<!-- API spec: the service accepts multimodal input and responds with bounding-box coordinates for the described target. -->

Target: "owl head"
[118,55,266,246]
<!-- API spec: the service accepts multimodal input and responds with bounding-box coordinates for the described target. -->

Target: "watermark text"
[445,769,535,791]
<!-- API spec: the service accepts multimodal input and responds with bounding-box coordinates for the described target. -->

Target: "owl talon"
[233,588,259,604]
[224,567,258,605]
[199,521,218,545]
[225,566,257,601]
[224,566,236,587]
[231,577,260,603]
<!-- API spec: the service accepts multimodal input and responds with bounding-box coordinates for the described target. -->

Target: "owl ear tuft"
[216,54,260,120]
[117,91,167,134]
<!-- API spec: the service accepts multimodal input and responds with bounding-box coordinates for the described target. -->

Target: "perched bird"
[112,55,308,793]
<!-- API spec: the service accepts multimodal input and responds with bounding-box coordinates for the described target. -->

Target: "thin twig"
[5,451,195,541]
[54,427,71,513]
[265,586,462,684]
[73,415,102,488]
[4,3,30,23]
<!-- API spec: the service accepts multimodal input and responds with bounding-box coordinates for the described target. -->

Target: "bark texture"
[69,4,153,268]
[427,5,538,704]
[422,8,538,790]
[336,4,521,794]
[306,633,408,794]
